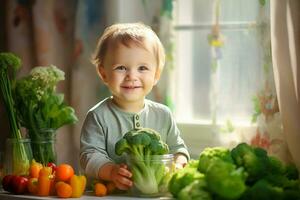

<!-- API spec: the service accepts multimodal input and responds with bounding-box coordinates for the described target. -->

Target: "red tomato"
[2,175,14,192]
[47,162,57,173]
[11,176,28,194]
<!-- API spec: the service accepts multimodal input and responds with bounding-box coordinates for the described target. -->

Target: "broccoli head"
[205,157,247,199]
[115,128,170,195]
[198,146,233,173]
[231,143,269,184]
[115,128,154,159]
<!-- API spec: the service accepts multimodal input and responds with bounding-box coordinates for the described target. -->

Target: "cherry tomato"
[2,175,14,192]
[47,162,57,173]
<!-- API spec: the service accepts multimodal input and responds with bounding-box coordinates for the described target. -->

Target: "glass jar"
[29,129,57,165]
[3,138,32,176]
[126,154,175,197]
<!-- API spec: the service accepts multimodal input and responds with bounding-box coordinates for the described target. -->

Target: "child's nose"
[125,69,138,80]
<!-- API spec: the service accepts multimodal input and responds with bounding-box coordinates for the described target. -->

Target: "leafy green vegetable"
[115,128,170,195]
[14,65,78,164]
[284,163,299,180]
[0,52,21,138]
[231,143,269,184]
[240,180,283,200]
[169,160,204,198]
[177,179,212,200]
[205,157,247,199]
[0,52,30,175]
[198,146,233,173]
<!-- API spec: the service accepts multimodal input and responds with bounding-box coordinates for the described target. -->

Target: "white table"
[0,191,173,200]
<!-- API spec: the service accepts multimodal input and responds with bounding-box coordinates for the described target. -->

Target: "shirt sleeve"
[165,108,190,160]
[80,111,113,179]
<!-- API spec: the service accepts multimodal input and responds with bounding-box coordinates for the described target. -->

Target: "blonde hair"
[92,22,165,73]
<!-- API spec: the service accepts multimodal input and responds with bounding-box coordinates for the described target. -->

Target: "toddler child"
[80,22,189,190]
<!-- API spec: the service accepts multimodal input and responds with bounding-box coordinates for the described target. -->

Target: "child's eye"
[115,65,126,71]
[138,65,148,71]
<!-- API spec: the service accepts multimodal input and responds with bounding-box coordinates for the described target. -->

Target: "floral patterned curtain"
[271,0,300,170]
[209,0,291,164]
[165,0,293,164]
[0,0,107,171]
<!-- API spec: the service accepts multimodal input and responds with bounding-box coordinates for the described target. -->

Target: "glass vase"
[28,129,57,165]
[3,138,32,176]
[126,154,175,197]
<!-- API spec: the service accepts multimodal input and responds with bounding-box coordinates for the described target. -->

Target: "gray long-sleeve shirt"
[80,97,190,178]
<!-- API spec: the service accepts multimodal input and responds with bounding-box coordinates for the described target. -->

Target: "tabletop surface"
[0,191,173,200]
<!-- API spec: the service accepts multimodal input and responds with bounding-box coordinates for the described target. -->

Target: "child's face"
[99,40,160,109]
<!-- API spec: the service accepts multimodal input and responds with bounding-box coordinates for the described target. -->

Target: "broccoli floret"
[177,179,212,200]
[198,146,233,173]
[115,128,170,195]
[128,131,152,157]
[264,174,300,190]
[139,128,161,140]
[168,164,204,198]
[115,129,152,159]
[205,157,247,199]
[148,140,169,155]
[268,156,285,175]
[186,159,199,169]
[231,143,269,184]
[283,189,300,200]
[240,180,284,200]
[115,138,131,156]
[284,163,299,180]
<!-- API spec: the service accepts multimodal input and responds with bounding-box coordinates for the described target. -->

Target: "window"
[173,0,268,126]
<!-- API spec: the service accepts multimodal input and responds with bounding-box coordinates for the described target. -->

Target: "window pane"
[176,0,260,25]
[174,0,267,124]
[174,30,212,122]
[217,29,264,123]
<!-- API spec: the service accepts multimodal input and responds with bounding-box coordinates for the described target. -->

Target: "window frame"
[173,2,262,158]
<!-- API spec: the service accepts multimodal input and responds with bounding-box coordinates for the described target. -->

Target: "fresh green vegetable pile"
[169,143,300,200]
[115,128,171,196]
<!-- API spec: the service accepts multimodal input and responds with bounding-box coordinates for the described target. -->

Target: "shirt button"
[136,122,140,127]
[135,115,139,120]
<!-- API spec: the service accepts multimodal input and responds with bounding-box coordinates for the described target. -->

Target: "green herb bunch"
[0,52,31,175]
[14,65,78,164]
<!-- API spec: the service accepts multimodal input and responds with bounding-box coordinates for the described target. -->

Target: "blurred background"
[1,0,299,172]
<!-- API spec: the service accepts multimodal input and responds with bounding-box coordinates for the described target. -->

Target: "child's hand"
[175,163,184,169]
[110,163,132,190]
[174,153,188,169]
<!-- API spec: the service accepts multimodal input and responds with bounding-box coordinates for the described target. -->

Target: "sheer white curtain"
[271,0,300,170]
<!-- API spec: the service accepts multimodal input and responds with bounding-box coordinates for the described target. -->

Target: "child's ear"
[97,65,107,83]
[154,70,161,85]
